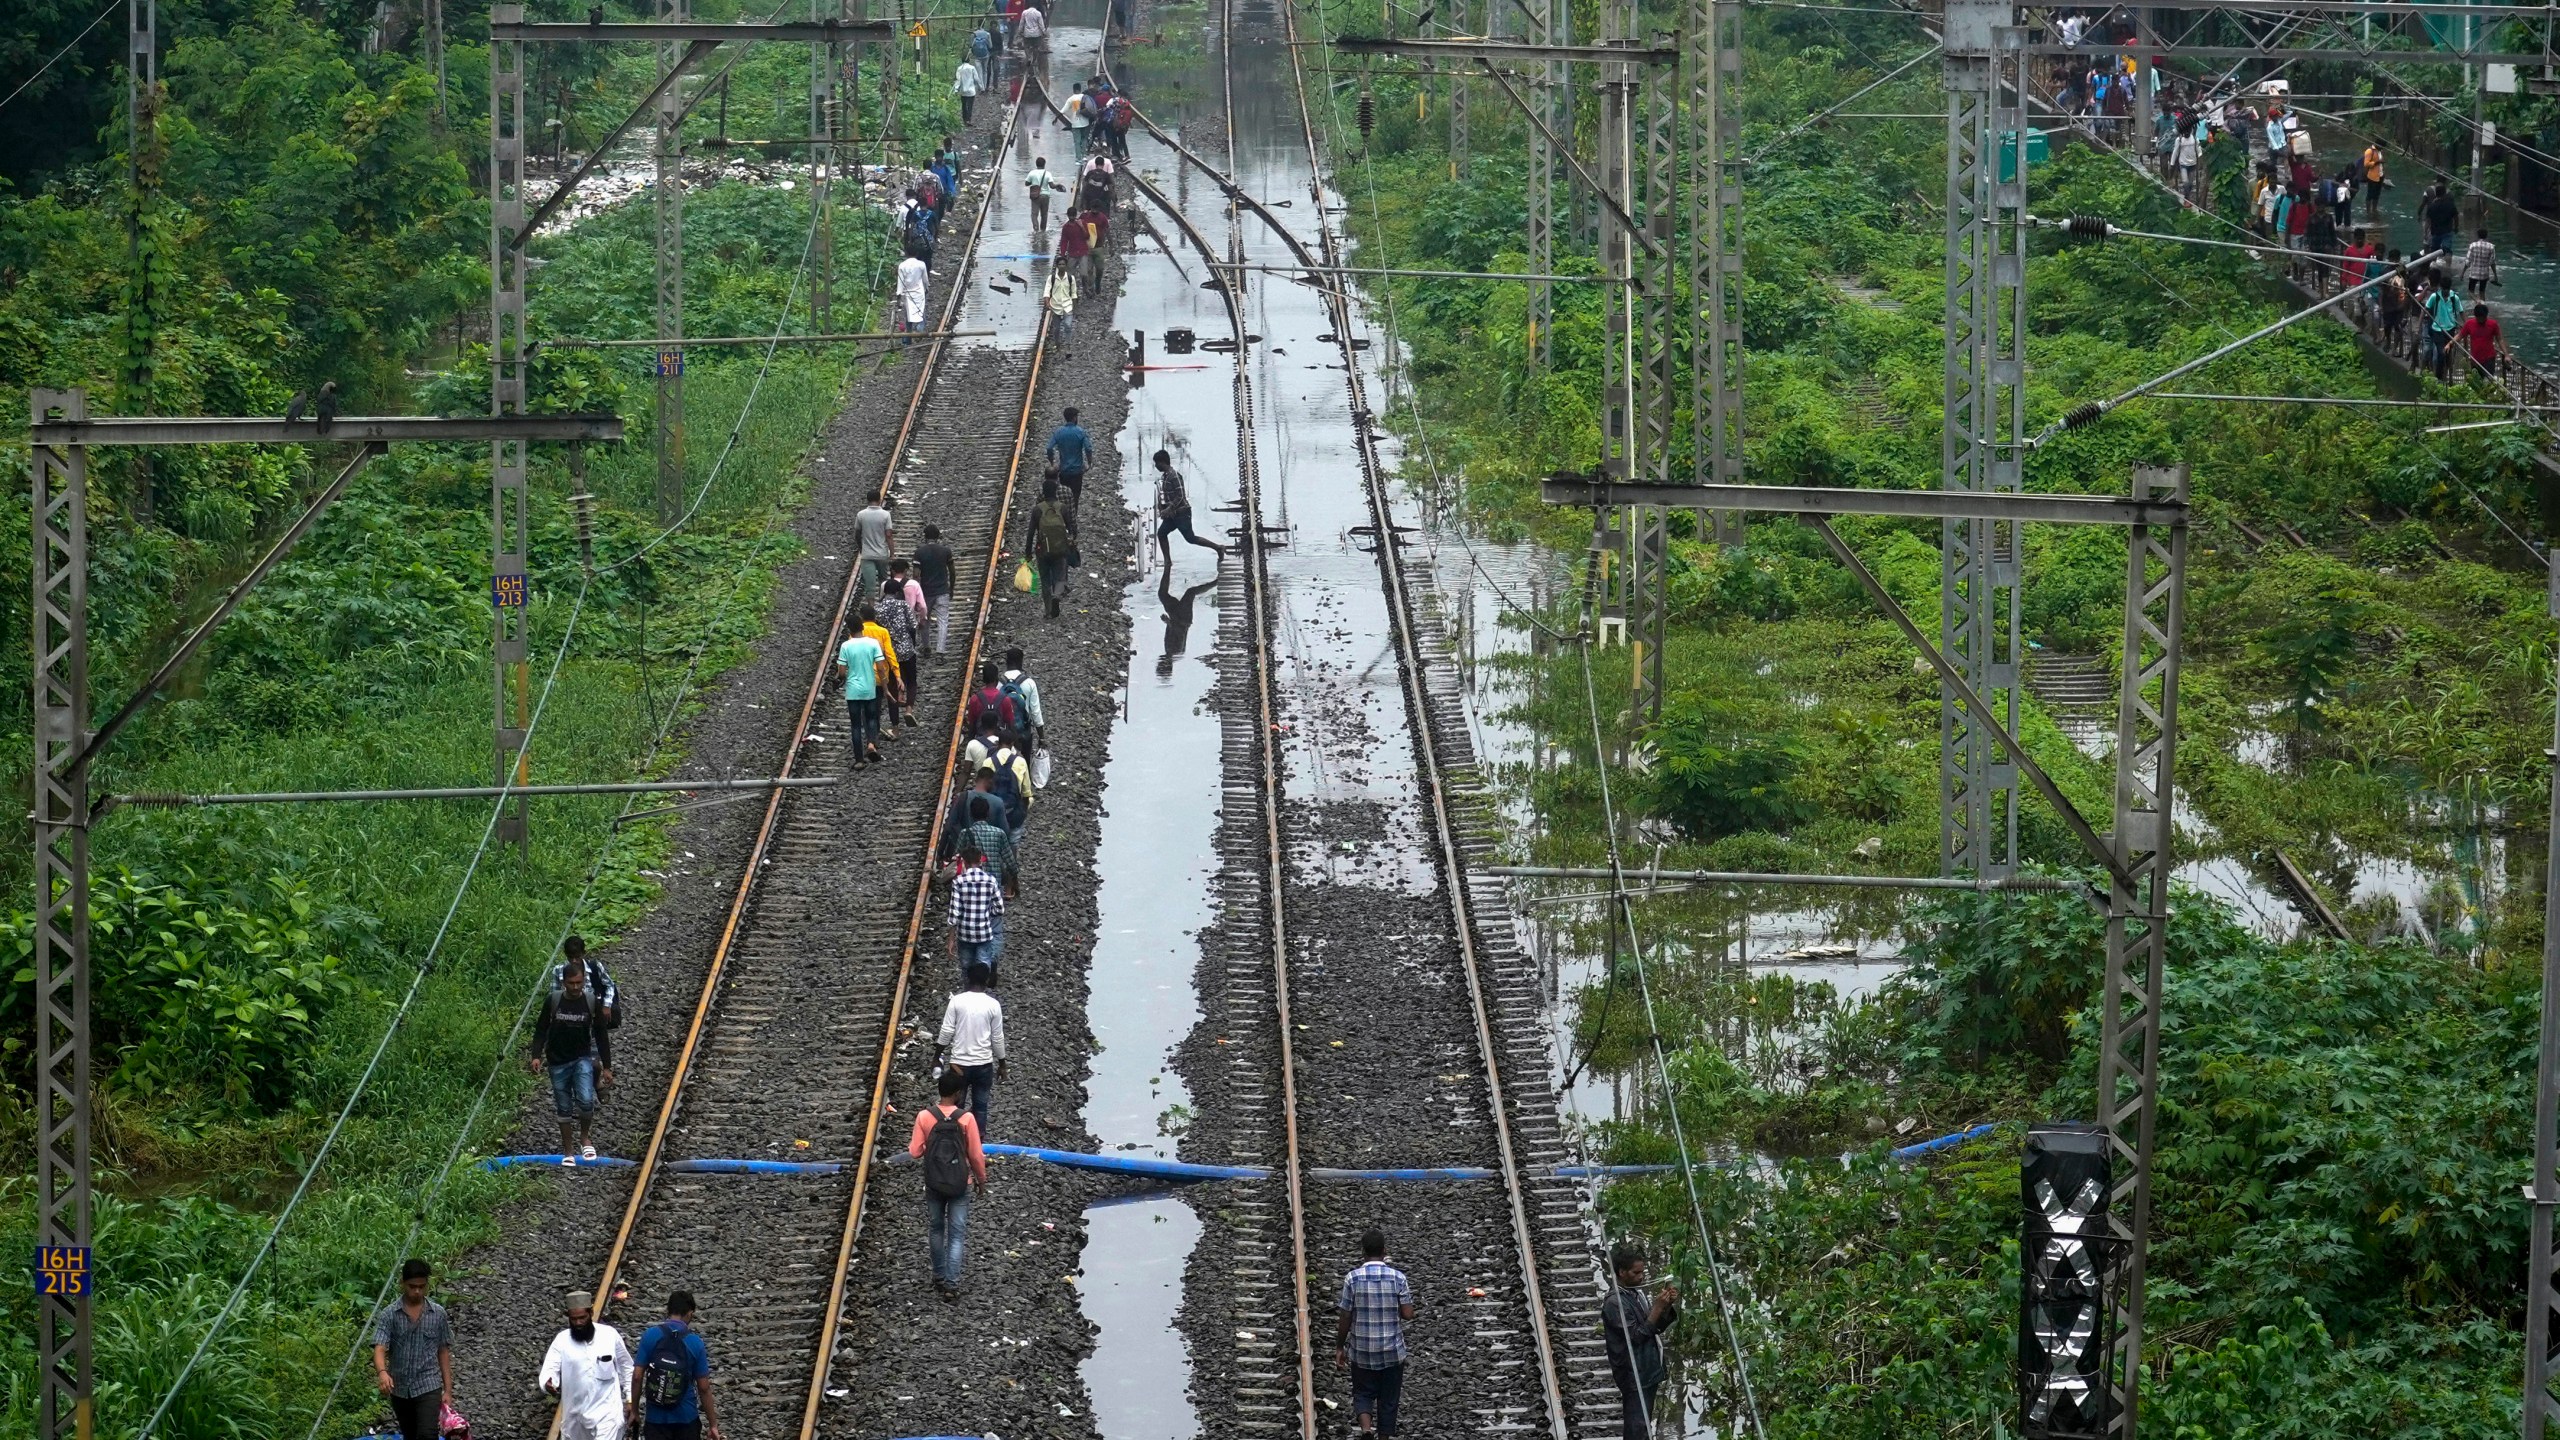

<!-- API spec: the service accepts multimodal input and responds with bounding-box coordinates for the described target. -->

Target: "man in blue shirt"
[1044,406,1090,521]
[636,1292,720,1440]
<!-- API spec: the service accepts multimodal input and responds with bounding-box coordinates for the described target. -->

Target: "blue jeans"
[548,1055,597,1117]
[956,936,999,979]
[926,1190,970,1284]
[846,695,880,757]
[956,1061,996,1139]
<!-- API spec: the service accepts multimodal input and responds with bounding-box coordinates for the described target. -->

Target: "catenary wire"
[1297,5,1770,1432]
[134,575,596,1440]
[0,0,120,114]
[293,650,707,1440]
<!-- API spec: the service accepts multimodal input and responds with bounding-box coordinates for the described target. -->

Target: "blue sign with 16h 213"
[33,1245,90,1297]
[491,574,528,609]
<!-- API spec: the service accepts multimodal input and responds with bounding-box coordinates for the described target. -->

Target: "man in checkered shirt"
[1334,1228,1415,1437]
[947,840,1005,981]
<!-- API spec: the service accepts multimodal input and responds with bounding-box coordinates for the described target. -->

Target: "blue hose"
[668,1158,844,1175]
[480,1154,636,1169]
[1890,1122,1999,1160]
[981,1143,1269,1181]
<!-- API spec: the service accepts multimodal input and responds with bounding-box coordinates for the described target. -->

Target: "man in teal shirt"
[836,625,886,765]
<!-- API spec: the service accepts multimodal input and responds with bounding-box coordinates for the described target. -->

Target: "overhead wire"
[1292,4,1769,1431]
[0,0,119,114]
[1573,634,1771,1440]
[133,575,596,1440]
[292,651,708,1440]
[126,11,923,1436]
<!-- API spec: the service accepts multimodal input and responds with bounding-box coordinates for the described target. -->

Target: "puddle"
[1076,1193,1204,1440]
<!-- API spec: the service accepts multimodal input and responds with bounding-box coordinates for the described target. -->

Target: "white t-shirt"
[897,256,929,323]
[938,990,1008,1067]
[954,61,981,97]
[539,1326,633,1440]
[1018,6,1047,38]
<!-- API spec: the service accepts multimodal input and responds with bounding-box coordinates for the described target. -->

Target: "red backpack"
[964,684,1018,739]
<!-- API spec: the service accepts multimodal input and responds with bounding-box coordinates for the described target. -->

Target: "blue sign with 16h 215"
[33,1245,90,1297]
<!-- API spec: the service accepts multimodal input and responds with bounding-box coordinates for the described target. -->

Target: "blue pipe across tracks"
[480,1154,637,1169]
[1890,1122,1999,1160]
[980,1142,1269,1181]
[481,1150,1695,1181]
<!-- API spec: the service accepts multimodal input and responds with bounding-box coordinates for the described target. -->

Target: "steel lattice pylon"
[1939,1,2025,879]
[2530,548,2560,1440]
[1526,0,1557,368]
[490,11,534,848]
[655,0,689,525]
[2095,463,2187,1439]
[1447,0,1468,175]
[31,389,93,1440]
[811,0,839,331]
[1688,0,1742,551]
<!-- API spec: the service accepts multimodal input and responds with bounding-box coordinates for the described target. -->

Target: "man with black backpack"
[964,720,1033,841]
[1022,478,1076,617]
[560,935,619,1028]
[635,1293,720,1440]
[529,953,615,1165]
[907,1069,990,1295]
[999,647,1046,750]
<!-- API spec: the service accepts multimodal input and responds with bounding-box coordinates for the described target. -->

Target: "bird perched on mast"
[285,390,309,424]
[314,380,338,434]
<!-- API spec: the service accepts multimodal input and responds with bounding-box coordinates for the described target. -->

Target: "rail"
[1084,11,1576,1436]
[556,86,1048,1440]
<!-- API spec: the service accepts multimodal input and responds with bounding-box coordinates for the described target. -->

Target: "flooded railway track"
[561,95,1055,1440]
[1084,8,1619,1434]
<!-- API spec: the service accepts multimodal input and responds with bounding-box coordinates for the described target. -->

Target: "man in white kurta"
[539,1290,635,1440]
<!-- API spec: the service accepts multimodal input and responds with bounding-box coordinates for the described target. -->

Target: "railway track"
[1085,11,1613,1435]
[566,93,1053,1440]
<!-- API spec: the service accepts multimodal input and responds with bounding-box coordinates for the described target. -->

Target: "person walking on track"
[836,620,888,765]
[1016,2,1048,78]
[878,573,925,721]
[529,957,614,1163]
[953,55,982,125]
[1336,1229,1414,1439]
[1046,252,1078,344]
[966,717,1034,842]
[373,1260,453,1440]
[636,1293,721,1440]
[948,836,1006,977]
[540,1290,634,1440]
[857,601,909,741]
[956,779,1019,894]
[1045,406,1090,517]
[895,250,928,336]
[1601,1242,1679,1440]
[1152,449,1226,569]
[1000,646,1046,748]
[936,959,1008,1133]
[1056,212,1092,300]
[915,523,955,656]
[1026,155,1062,239]
[855,494,897,595]
[1025,478,1076,618]
[911,1068,990,1296]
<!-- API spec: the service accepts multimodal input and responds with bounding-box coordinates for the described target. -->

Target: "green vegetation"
[0,1,970,1434]
[1299,0,2550,1428]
